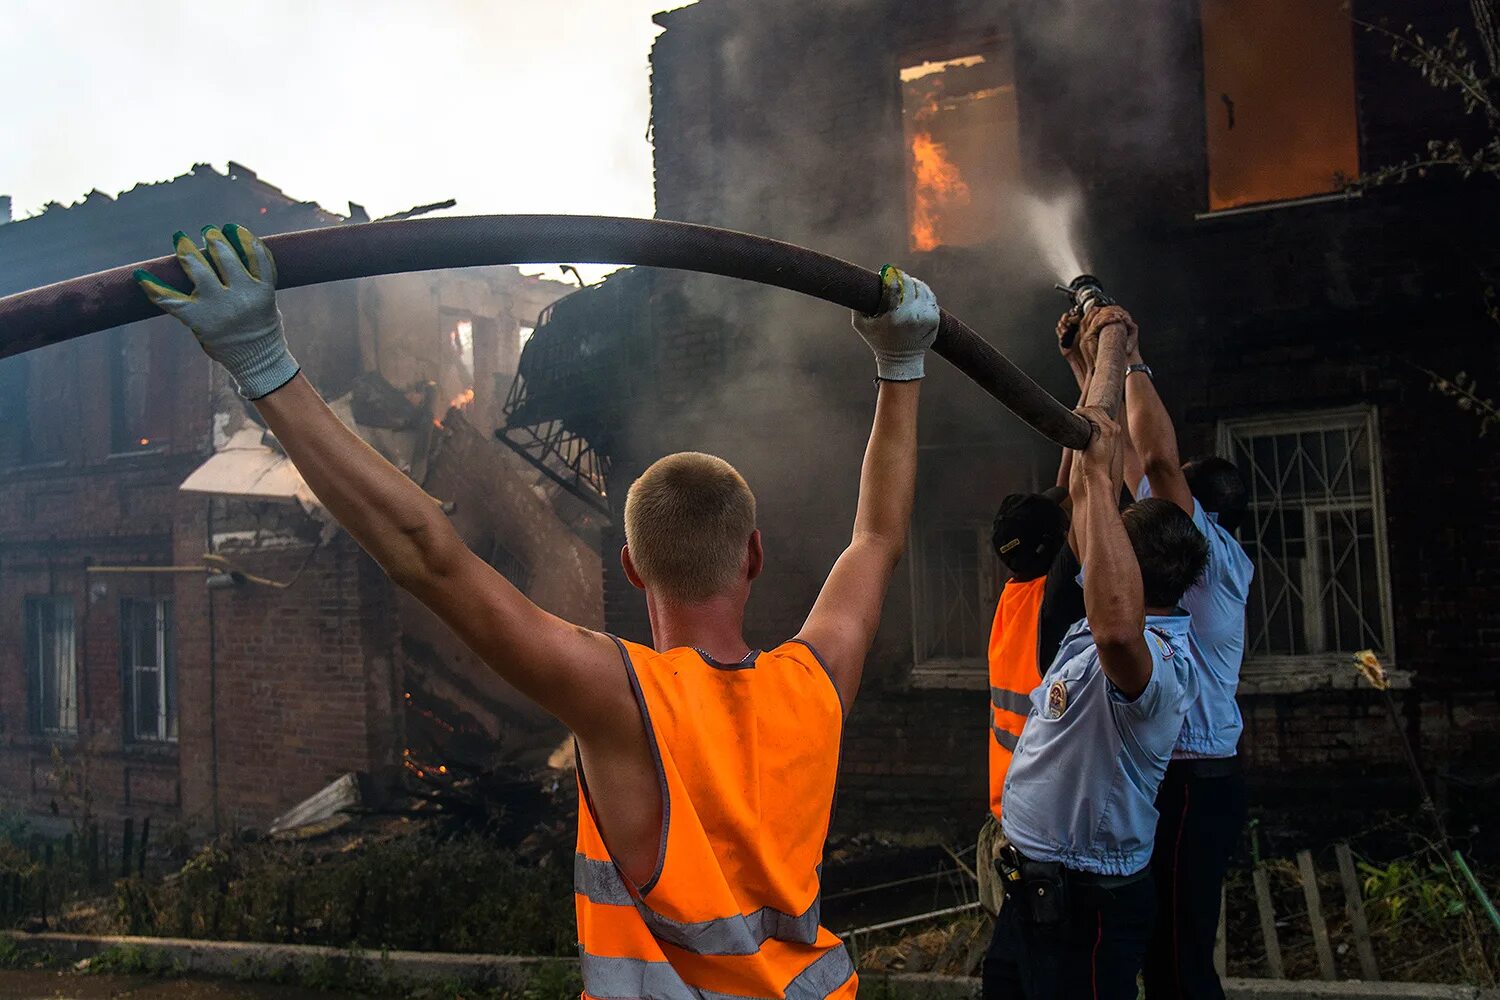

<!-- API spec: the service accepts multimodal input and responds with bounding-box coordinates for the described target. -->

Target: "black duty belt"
[997,843,1149,892]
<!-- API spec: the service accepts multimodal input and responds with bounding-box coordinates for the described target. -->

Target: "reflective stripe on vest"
[575,854,823,955]
[990,685,1032,717]
[580,943,855,1000]
[991,723,1019,752]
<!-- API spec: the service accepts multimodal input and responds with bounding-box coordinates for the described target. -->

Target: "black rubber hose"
[0,214,1091,448]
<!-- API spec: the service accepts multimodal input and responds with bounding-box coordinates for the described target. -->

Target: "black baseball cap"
[992,487,1069,581]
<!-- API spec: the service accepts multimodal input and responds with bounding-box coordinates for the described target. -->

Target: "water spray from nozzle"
[1054,274,1115,348]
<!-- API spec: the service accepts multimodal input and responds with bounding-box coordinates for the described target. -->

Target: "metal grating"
[1220,408,1393,662]
[496,269,656,518]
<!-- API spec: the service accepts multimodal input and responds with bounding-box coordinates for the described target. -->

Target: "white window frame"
[121,598,176,744]
[1217,406,1396,677]
[26,596,77,737]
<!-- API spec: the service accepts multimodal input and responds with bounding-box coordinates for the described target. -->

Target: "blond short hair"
[624,452,757,603]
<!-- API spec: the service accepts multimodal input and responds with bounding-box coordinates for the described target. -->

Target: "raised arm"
[1068,405,1153,698]
[1106,305,1192,515]
[135,227,632,738]
[798,267,935,711]
[1055,310,1089,490]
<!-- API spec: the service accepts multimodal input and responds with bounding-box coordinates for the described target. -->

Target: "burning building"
[0,165,592,830]
[505,0,1500,835]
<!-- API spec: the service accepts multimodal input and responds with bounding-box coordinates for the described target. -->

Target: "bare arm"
[253,376,634,735]
[134,226,633,739]
[1118,384,1148,497]
[1111,307,1191,514]
[1069,406,1153,698]
[798,380,920,711]
[1055,311,1088,490]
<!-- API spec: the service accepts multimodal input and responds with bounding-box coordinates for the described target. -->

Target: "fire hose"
[0,214,1096,449]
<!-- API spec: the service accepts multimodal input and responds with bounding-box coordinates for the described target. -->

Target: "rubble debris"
[268,773,362,840]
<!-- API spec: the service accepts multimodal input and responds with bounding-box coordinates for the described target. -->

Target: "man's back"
[1137,477,1253,756]
[575,639,854,999]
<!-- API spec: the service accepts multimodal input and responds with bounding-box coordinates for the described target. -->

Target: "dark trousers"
[1143,760,1248,1000]
[982,871,1155,1000]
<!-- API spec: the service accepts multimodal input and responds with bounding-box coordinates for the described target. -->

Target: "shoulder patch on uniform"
[1145,625,1175,660]
[1044,679,1069,719]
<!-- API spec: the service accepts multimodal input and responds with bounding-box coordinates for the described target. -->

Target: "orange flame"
[909,128,970,252]
[449,388,475,410]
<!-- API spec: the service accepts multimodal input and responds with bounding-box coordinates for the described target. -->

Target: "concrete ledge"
[3,931,567,989]
[4,933,1493,1000]
[1224,979,1497,1000]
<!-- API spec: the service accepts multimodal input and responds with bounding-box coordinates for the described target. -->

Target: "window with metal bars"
[25,596,77,736]
[1219,408,1393,666]
[911,523,1001,673]
[121,598,176,743]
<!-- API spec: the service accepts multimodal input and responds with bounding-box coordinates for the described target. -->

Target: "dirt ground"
[0,970,361,999]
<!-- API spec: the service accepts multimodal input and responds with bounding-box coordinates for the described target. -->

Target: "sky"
[1,0,692,280]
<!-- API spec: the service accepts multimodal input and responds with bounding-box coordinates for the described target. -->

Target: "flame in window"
[900,49,1020,252]
[910,125,972,252]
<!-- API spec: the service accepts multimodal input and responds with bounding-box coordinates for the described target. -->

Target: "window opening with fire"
[110,327,174,453]
[1219,408,1392,666]
[121,597,176,743]
[900,39,1021,252]
[1200,0,1360,211]
[26,596,77,736]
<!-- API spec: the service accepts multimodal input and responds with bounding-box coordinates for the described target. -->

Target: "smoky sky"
[0,0,694,282]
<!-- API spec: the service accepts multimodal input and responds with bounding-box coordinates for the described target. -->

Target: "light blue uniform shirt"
[1000,611,1197,876]
[1137,477,1255,758]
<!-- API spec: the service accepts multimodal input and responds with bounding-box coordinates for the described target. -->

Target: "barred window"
[1220,408,1393,664]
[912,524,998,670]
[26,596,77,736]
[121,598,176,743]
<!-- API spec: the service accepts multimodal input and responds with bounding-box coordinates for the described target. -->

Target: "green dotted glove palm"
[134,225,299,400]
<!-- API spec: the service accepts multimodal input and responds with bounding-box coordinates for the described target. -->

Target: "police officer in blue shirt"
[988,382,1209,1000]
[1123,328,1255,1000]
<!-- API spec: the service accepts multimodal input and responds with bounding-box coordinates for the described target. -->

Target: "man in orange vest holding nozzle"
[135,224,943,1000]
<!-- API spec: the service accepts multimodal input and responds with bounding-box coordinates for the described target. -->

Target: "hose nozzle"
[1054,274,1114,348]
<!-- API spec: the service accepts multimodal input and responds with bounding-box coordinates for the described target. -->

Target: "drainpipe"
[205,500,221,834]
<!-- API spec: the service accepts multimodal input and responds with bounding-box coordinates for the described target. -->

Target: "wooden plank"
[1214,884,1227,978]
[1252,866,1284,979]
[1335,843,1381,981]
[1298,849,1337,981]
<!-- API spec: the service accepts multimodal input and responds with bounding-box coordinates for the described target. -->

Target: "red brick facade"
[0,166,591,832]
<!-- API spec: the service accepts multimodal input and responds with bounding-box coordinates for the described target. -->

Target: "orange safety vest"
[575,637,856,1000]
[988,577,1047,822]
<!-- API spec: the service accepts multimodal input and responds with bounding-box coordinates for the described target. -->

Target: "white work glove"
[851,265,940,381]
[135,225,299,400]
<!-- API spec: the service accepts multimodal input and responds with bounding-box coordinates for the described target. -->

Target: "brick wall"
[173,500,402,830]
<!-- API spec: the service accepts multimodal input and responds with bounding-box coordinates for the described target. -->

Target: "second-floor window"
[900,33,1021,251]
[121,598,176,743]
[110,327,174,454]
[26,596,77,736]
[1200,0,1360,211]
[0,352,70,467]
